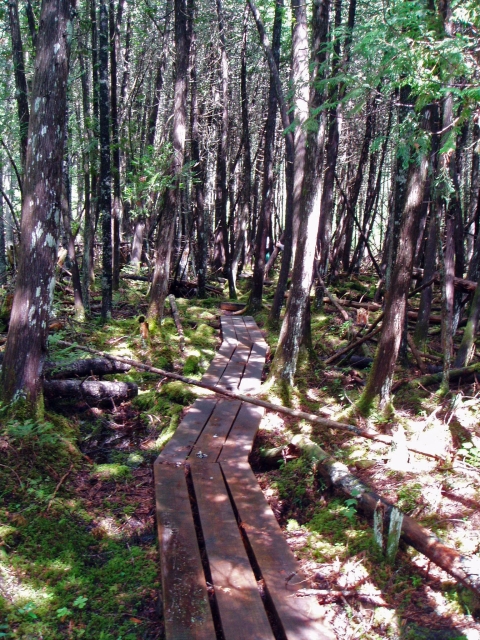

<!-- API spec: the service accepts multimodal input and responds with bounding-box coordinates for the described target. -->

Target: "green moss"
[183,355,200,376]
[93,464,132,481]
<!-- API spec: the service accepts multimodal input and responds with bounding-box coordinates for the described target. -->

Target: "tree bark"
[359,129,429,412]
[249,0,283,313]
[1,0,75,414]
[99,0,113,320]
[148,0,191,321]
[269,0,331,382]
[8,0,30,173]
[44,379,137,404]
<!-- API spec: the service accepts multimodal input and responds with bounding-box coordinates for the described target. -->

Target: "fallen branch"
[392,362,480,392]
[55,340,442,460]
[45,463,74,513]
[317,270,349,321]
[412,267,477,293]
[325,323,383,365]
[168,295,185,351]
[406,334,427,374]
[292,435,480,596]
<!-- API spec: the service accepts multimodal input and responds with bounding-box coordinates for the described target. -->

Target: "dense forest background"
[0,0,478,415]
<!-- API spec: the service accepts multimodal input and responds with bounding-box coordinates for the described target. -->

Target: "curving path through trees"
[154,316,334,639]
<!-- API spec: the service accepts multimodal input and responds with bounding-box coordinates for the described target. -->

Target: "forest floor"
[1,272,480,639]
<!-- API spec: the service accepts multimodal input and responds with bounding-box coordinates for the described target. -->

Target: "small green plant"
[457,442,480,467]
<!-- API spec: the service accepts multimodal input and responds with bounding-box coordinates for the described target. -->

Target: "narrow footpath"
[154,316,335,639]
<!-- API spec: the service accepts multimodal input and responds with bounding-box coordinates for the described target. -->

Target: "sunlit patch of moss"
[304,499,373,562]
[183,355,200,376]
[187,322,215,348]
[93,463,132,481]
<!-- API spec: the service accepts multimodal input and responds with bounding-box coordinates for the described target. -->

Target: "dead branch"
[55,340,441,460]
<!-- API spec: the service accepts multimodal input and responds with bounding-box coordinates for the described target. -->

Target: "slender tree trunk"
[190,1,207,298]
[358,133,429,412]
[1,0,75,414]
[110,0,123,291]
[79,50,94,313]
[249,0,283,312]
[215,0,235,297]
[148,0,190,321]
[290,0,309,258]
[8,0,30,173]
[269,0,331,382]
[232,8,252,288]
[0,162,6,282]
[99,0,112,320]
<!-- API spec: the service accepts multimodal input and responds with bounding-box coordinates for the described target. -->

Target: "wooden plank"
[221,317,237,344]
[243,316,268,346]
[218,403,264,463]
[232,317,253,347]
[191,462,274,640]
[155,463,216,639]
[239,343,267,393]
[229,344,251,366]
[217,362,245,391]
[190,399,241,461]
[156,398,218,464]
[221,461,335,640]
[202,353,232,387]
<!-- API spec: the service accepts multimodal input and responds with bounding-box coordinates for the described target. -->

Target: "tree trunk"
[99,0,113,320]
[249,0,283,313]
[8,0,30,173]
[269,0,331,383]
[1,0,75,415]
[247,0,295,327]
[231,9,252,289]
[359,119,430,413]
[290,0,309,258]
[148,0,190,321]
[190,1,207,298]
[0,163,6,282]
[110,0,124,291]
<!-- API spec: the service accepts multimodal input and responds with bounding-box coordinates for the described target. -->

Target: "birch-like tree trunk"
[1,0,75,414]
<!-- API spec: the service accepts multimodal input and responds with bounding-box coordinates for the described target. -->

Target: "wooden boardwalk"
[154,316,334,640]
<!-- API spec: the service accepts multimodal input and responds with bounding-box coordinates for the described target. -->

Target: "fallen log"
[44,358,131,379]
[412,267,477,293]
[392,362,480,392]
[290,435,480,596]
[43,379,138,404]
[168,295,185,351]
[56,340,442,460]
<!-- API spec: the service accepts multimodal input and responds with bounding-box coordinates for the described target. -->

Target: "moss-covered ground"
[1,271,480,639]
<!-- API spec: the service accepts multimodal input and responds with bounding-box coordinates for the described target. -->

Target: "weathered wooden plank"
[221,461,335,640]
[221,317,237,344]
[232,317,253,347]
[154,463,216,639]
[191,462,274,640]
[239,342,267,393]
[157,398,218,464]
[217,362,245,391]
[243,316,268,346]
[190,399,241,461]
[230,344,252,366]
[218,404,264,463]
[202,352,232,387]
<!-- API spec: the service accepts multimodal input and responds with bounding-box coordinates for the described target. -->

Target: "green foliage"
[457,441,480,467]
[397,482,423,514]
